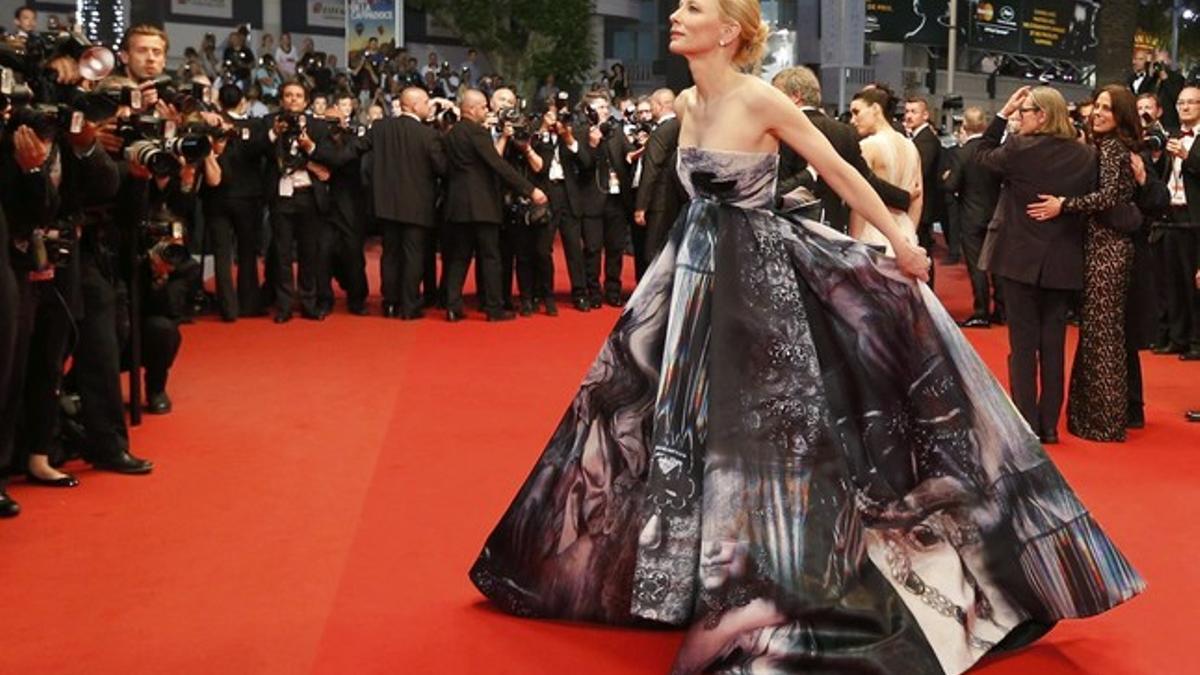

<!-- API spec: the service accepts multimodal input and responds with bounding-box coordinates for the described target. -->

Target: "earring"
[719,40,728,47]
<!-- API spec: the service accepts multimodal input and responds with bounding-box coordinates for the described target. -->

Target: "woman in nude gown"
[470,0,1143,672]
[848,87,923,254]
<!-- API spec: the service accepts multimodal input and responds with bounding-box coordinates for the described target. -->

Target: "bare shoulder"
[675,87,696,118]
[740,75,789,109]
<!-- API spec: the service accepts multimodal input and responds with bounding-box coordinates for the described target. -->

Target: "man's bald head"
[400,86,430,118]
[461,89,489,123]
[650,88,676,120]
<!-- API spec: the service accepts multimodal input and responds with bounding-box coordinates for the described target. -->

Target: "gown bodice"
[677,146,778,210]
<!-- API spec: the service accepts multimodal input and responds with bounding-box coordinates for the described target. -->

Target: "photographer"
[252,53,283,104]
[490,88,547,315]
[265,79,334,322]
[222,27,255,88]
[204,84,270,321]
[310,91,369,316]
[443,89,547,321]
[578,91,632,308]
[633,88,684,279]
[539,92,592,311]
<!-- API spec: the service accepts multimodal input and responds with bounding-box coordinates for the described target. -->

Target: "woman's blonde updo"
[719,0,769,69]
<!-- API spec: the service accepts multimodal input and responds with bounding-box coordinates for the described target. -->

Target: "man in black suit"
[1158,86,1200,360]
[976,86,1097,443]
[579,91,633,308]
[769,67,912,233]
[443,89,548,321]
[905,96,942,287]
[942,107,1003,328]
[265,80,334,323]
[537,104,592,311]
[354,86,446,319]
[206,84,271,321]
[634,88,685,277]
[311,92,370,316]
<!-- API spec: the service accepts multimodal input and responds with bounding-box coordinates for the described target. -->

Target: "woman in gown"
[469,1,1144,673]
[1027,85,1141,442]
[848,88,923,255]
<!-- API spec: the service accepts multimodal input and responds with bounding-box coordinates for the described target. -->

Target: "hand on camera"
[13,126,49,173]
[588,125,603,148]
[67,120,98,154]
[96,121,124,155]
[298,129,316,154]
[530,188,548,206]
[1166,138,1188,159]
[46,56,81,86]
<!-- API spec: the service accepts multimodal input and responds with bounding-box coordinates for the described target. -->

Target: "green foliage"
[410,0,595,97]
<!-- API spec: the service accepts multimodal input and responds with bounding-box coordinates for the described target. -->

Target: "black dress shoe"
[958,316,991,329]
[1180,350,1200,361]
[26,472,79,488]
[587,294,603,310]
[487,310,517,322]
[220,314,237,323]
[1152,343,1185,355]
[383,303,400,318]
[573,297,591,312]
[989,312,1006,326]
[145,391,173,415]
[604,294,624,308]
[273,312,292,324]
[943,256,961,265]
[88,451,154,475]
[544,298,558,317]
[302,309,327,321]
[348,304,369,316]
[1040,431,1060,445]
[0,489,19,518]
[1186,410,1200,423]
[519,300,535,317]
[446,309,465,322]
[399,310,425,320]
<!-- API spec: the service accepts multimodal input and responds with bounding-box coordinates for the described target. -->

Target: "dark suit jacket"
[911,125,942,225]
[581,130,635,216]
[214,115,271,201]
[535,128,592,219]
[444,119,537,225]
[340,115,445,228]
[975,114,1096,290]
[263,112,334,213]
[635,116,685,219]
[1174,130,1200,225]
[942,136,1001,229]
[776,109,912,231]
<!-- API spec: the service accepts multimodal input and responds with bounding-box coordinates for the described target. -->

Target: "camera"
[431,100,457,126]
[142,207,190,276]
[125,135,213,178]
[1142,112,1168,153]
[498,106,534,144]
[30,222,77,270]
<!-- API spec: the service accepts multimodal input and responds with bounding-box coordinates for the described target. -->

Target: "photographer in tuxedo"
[579,91,633,308]
[312,92,370,316]
[540,95,592,311]
[942,107,1003,328]
[633,88,685,277]
[357,86,446,319]
[205,84,271,321]
[265,80,334,323]
[770,67,912,233]
[442,89,547,321]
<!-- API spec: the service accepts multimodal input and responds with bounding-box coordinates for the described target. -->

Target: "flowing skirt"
[470,197,1143,675]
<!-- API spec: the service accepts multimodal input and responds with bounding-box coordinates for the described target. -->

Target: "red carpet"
[3,244,1197,675]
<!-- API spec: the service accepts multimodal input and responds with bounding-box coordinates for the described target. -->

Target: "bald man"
[633,88,685,278]
[350,86,447,318]
[443,89,547,321]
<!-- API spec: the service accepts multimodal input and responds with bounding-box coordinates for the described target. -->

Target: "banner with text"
[968,0,1098,60]
[866,0,954,46]
[170,0,235,20]
[309,0,346,30]
[347,0,402,62]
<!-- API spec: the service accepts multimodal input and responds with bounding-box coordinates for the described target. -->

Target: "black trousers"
[641,208,674,278]
[918,218,937,288]
[583,195,629,298]
[320,208,368,311]
[424,225,440,306]
[514,217,555,302]
[209,196,264,319]
[546,182,586,298]
[942,198,961,261]
[631,220,649,281]
[0,275,32,480]
[380,219,429,317]
[499,215,521,307]
[444,221,503,316]
[1002,276,1073,435]
[16,281,73,463]
[73,255,131,458]
[1160,226,1200,349]
[271,191,324,317]
[960,223,1002,318]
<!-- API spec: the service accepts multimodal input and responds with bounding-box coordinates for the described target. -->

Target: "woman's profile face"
[849,99,880,136]
[669,0,732,60]
[1090,91,1115,135]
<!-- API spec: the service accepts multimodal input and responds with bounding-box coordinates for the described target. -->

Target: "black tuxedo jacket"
[444,119,537,225]
[263,112,333,213]
[1170,130,1200,226]
[942,136,1001,230]
[911,125,942,225]
[975,114,1096,290]
[310,123,371,231]
[635,116,685,219]
[581,130,635,216]
[534,129,592,219]
[777,109,912,231]
[214,115,271,201]
[346,115,445,228]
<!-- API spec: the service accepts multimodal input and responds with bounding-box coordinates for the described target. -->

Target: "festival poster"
[347,0,402,64]
[308,0,346,31]
[169,0,235,20]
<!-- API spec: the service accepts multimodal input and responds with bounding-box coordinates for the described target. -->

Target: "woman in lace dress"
[848,88,923,255]
[1028,85,1142,441]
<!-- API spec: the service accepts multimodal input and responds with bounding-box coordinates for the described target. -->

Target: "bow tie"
[1183,130,1195,138]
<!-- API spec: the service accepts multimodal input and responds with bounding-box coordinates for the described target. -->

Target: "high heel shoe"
[26,471,80,488]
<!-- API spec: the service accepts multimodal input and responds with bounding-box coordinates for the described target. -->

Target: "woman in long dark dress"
[471,1,1143,673]
[1028,85,1142,442]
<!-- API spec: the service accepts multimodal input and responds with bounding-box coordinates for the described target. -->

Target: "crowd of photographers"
[0,14,688,518]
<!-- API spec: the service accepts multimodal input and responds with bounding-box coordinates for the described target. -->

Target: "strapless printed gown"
[469,147,1143,674]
